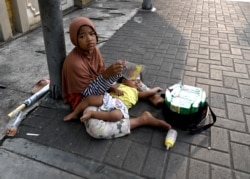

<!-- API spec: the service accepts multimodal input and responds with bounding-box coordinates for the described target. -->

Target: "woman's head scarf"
[69,17,98,47]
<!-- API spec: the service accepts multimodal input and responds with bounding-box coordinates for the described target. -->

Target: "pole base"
[141,0,152,10]
[141,5,152,10]
[140,6,156,12]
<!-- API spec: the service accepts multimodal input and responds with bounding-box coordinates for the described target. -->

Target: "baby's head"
[118,77,141,90]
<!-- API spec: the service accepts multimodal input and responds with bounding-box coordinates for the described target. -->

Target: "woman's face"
[77,25,97,52]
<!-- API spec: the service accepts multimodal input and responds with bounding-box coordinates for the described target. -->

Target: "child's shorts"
[83,106,131,139]
[100,92,129,119]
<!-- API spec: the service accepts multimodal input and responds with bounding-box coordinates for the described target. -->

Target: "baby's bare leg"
[130,111,171,130]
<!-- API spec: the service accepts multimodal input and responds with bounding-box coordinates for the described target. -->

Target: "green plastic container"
[165,83,207,115]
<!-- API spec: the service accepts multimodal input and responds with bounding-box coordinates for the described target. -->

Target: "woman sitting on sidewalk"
[62,16,171,139]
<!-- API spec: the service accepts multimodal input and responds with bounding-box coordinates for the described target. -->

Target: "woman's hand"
[102,60,124,79]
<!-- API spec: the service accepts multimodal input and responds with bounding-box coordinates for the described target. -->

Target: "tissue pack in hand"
[122,61,145,80]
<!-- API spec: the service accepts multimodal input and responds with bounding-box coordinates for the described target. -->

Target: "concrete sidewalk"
[1,0,250,178]
[0,0,141,134]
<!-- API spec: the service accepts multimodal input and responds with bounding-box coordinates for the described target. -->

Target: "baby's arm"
[138,87,162,99]
[108,83,124,96]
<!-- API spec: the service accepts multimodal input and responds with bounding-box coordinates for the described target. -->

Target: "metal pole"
[142,0,153,10]
[37,0,66,99]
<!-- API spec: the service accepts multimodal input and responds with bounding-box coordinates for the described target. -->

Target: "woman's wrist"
[101,71,109,79]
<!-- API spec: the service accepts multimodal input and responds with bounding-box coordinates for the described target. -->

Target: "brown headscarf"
[62,17,105,104]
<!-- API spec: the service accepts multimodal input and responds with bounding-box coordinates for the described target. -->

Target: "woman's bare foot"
[148,94,164,106]
[130,111,171,130]
[63,112,78,122]
[80,110,92,122]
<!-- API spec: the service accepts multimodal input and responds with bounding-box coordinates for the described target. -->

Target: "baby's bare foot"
[140,111,171,130]
[80,110,92,122]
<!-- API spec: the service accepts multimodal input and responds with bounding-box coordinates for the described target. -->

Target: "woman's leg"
[64,73,122,121]
[63,95,103,121]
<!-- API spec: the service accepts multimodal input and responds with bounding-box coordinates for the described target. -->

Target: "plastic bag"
[122,61,145,80]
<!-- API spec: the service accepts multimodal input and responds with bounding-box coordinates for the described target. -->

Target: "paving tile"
[104,138,132,167]
[211,164,232,179]
[221,57,233,66]
[210,92,225,109]
[246,115,250,133]
[227,103,245,122]
[215,117,246,132]
[141,147,167,178]
[230,131,250,146]
[223,76,238,89]
[231,143,250,173]
[198,63,209,73]
[239,84,250,98]
[165,153,188,179]
[122,142,148,174]
[211,86,239,96]
[234,171,250,179]
[220,43,230,51]
[189,159,210,179]
[235,63,248,73]
[226,95,249,106]
[210,68,223,80]
[197,78,223,87]
[211,127,229,152]
[190,146,231,167]
[178,133,210,148]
